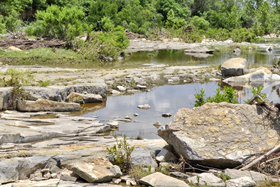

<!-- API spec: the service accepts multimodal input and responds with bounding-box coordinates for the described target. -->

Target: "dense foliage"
[1,0,280,59]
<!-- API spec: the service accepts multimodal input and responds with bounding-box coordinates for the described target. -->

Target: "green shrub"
[230,28,256,43]
[25,5,92,41]
[107,133,134,173]
[245,86,267,103]
[4,10,23,33]
[0,15,5,34]
[189,16,210,30]
[194,86,238,107]
[194,88,206,107]
[73,26,129,61]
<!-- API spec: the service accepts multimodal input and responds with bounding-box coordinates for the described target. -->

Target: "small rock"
[187,173,225,187]
[134,113,139,117]
[44,172,51,179]
[170,172,190,179]
[139,172,190,187]
[266,46,273,52]
[162,113,172,117]
[137,104,151,109]
[107,121,119,128]
[125,116,132,120]
[113,178,122,184]
[233,48,241,55]
[226,177,256,187]
[8,46,22,51]
[111,90,121,95]
[117,86,126,91]
[137,85,147,89]
[51,173,57,178]
[153,121,161,128]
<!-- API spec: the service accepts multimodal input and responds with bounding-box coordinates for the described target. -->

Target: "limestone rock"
[139,172,190,187]
[170,172,190,179]
[224,169,269,182]
[16,99,81,112]
[137,104,151,109]
[71,161,114,183]
[0,87,13,110]
[24,83,107,102]
[226,177,256,187]
[157,102,280,168]
[156,147,177,162]
[223,67,274,84]
[66,92,103,103]
[8,46,22,51]
[221,58,247,77]
[117,86,126,91]
[187,173,225,187]
[107,121,119,128]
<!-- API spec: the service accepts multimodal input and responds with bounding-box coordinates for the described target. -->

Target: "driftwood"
[240,144,280,170]
[0,36,67,50]
[240,94,280,170]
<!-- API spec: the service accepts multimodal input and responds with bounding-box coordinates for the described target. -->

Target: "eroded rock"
[158,102,280,168]
[66,92,103,103]
[221,58,247,77]
[187,173,225,187]
[17,99,81,112]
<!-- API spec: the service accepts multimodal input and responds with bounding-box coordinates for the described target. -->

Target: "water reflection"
[81,82,280,139]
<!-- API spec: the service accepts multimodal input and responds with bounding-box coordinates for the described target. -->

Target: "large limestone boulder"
[139,172,190,187]
[17,99,81,112]
[158,102,280,168]
[223,67,274,84]
[24,83,107,102]
[221,58,247,77]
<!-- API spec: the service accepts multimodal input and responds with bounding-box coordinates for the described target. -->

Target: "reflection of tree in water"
[146,50,159,57]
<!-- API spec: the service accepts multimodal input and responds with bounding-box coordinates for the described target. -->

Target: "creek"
[71,46,280,139]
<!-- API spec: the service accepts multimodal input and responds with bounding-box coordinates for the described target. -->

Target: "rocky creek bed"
[1,39,280,186]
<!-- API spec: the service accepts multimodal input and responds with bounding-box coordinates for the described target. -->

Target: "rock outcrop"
[223,67,280,84]
[24,83,107,102]
[17,99,81,112]
[221,58,247,77]
[158,102,280,168]
[66,92,103,103]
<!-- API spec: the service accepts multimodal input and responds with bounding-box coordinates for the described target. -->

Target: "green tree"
[26,5,92,40]
[189,16,209,30]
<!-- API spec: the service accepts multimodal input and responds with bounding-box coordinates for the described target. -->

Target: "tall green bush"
[25,5,92,40]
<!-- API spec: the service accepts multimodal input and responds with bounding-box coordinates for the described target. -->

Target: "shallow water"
[65,44,280,139]
[80,81,280,139]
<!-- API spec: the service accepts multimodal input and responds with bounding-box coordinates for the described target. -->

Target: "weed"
[245,86,268,103]
[107,132,134,173]
[194,88,206,107]
[129,165,152,183]
[0,68,34,108]
[38,79,51,87]
[220,171,231,181]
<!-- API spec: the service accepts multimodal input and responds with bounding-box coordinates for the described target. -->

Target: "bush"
[25,5,92,41]
[189,16,210,30]
[230,28,256,43]
[194,86,238,107]
[4,10,23,33]
[73,26,129,61]
[245,86,268,103]
[0,15,5,34]
[107,133,134,173]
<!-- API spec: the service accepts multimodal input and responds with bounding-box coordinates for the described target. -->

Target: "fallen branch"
[240,144,280,170]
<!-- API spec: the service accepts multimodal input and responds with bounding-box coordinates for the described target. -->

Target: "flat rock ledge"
[158,102,280,168]
[17,99,81,112]
[0,83,107,111]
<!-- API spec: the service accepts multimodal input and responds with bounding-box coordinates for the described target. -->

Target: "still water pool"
[78,81,280,139]
[74,46,280,139]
